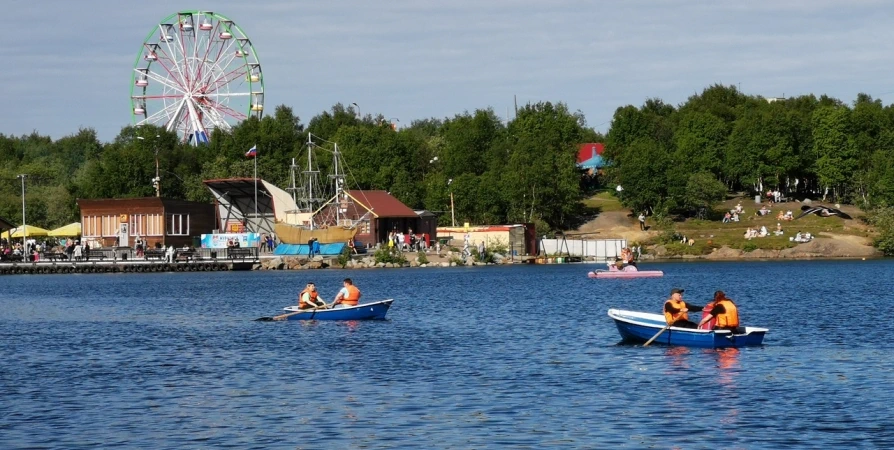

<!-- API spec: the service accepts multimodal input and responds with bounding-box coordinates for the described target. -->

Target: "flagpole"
[254,146,258,232]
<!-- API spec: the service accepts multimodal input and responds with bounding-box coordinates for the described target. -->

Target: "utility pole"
[137,134,161,197]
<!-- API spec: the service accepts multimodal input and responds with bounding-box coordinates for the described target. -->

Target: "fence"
[539,238,627,261]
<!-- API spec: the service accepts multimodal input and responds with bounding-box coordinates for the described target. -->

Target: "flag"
[245,145,257,158]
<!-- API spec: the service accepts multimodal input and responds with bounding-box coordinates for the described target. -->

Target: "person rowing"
[297,282,327,309]
[331,278,362,308]
[663,288,704,329]
[698,290,742,332]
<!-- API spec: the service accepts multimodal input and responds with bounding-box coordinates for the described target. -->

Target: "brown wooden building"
[78,198,216,248]
[316,190,435,246]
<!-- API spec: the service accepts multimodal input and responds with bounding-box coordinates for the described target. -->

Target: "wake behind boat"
[607,308,768,348]
[256,299,394,321]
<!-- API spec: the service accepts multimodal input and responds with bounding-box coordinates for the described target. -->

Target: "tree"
[812,105,855,201]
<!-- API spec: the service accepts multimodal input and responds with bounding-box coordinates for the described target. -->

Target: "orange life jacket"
[341,285,361,306]
[699,303,717,330]
[664,299,688,325]
[298,289,319,308]
[715,299,739,328]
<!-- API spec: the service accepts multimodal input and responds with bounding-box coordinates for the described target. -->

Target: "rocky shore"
[645,234,881,261]
[255,251,514,271]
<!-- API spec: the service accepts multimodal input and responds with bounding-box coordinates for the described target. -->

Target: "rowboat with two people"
[607,308,768,348]
[255,277,393,321]
[256,299,394,321]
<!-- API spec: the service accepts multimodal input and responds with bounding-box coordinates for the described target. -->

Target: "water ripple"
[2,261,894,448]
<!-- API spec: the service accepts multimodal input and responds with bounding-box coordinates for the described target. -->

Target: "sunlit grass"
[582,191,626,212]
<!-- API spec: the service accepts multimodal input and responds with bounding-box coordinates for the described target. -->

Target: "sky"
[2,0,893,143]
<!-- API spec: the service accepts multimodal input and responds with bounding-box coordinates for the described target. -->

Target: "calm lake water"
[2,260,893,449]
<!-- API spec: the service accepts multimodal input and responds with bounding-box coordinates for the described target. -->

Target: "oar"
[643,325,671,347]
[255,302,329,321]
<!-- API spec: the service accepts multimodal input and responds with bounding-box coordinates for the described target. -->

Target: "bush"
[867,206,894,256]
[374,248,407,265]
[337,245,351,268]
[416,251,429,265]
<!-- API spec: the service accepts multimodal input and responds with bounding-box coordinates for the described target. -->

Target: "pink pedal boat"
[588,269,664,279]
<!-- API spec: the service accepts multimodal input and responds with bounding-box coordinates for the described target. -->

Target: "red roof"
[347,190,417,218]
[577,143,604,163]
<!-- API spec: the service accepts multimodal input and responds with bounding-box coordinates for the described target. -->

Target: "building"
[78,198,216,248]
[577,143,605,171]
[203,178,302,236]
[316,190,427,246]
[0,216,13,234]
[436,224,536,256]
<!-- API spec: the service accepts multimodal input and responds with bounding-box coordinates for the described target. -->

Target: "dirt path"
[572,210,654,243]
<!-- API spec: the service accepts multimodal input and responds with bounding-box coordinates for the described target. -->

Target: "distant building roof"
[0,215,13,231]
[346,190,417,218]
[577,143,604,163]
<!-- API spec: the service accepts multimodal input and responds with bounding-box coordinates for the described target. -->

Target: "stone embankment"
[256,251,515,270]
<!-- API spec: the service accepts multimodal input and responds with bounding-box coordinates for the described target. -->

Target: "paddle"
[254,301,330,321]
[643,325,670,347]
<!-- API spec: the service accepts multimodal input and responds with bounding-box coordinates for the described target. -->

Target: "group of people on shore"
[663,288,741,332]
[0,238,90,262]
[296,278,362,310]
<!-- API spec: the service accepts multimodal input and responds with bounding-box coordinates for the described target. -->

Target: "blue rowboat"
[278,299,394,321]
[607,308,768,348]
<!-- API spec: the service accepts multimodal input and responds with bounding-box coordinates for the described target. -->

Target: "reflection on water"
[2,261,894,448]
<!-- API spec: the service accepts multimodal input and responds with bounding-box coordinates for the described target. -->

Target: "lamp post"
[389,117,399,130]
[351,102,360,120]
[448,178,455,227]
[137,135,161,197]
[17,174,26,245]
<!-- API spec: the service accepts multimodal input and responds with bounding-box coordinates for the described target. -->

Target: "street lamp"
[448,178,455,227]
[17,174,26,245]
[351,102,360,120]
[137,134,162,197]
[389,117,399,130]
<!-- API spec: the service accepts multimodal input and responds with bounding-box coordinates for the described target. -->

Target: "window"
[167,213,189,235]
[129,214,163,236]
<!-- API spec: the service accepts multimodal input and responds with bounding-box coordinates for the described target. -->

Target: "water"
[2,260,893,449]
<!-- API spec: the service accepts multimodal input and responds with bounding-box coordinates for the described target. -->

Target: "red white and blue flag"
[245,145,257,158]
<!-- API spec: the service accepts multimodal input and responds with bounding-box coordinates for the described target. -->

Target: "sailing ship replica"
[274,134,366,245]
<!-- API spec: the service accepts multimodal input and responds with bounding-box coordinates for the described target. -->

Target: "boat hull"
[282,299,393,320]
[607,308,767,348]
[588,270,664,279]
[274,222,358,245]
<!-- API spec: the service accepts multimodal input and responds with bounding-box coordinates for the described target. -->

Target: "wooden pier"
[0,247,259,276]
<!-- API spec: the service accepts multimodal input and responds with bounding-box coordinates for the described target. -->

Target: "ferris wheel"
[130,10,264,145]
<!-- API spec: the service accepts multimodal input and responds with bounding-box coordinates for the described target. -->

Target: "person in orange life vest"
[663,288,704,329]
[332,278,362,308]
[698,291,722,330]
[298,282,326,309]
[698,290,741,332]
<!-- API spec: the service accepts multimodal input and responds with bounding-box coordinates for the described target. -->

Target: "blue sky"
[1,0,893,143]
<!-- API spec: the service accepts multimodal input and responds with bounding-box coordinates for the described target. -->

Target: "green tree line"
[3,86,894,252]
[0,102,598,234]
[603,85,894,215]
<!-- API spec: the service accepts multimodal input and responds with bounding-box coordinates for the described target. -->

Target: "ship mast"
[297,134,325,216]
[329,143,347,226]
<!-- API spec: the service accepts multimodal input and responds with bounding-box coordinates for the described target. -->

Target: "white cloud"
[0,0,892,140]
